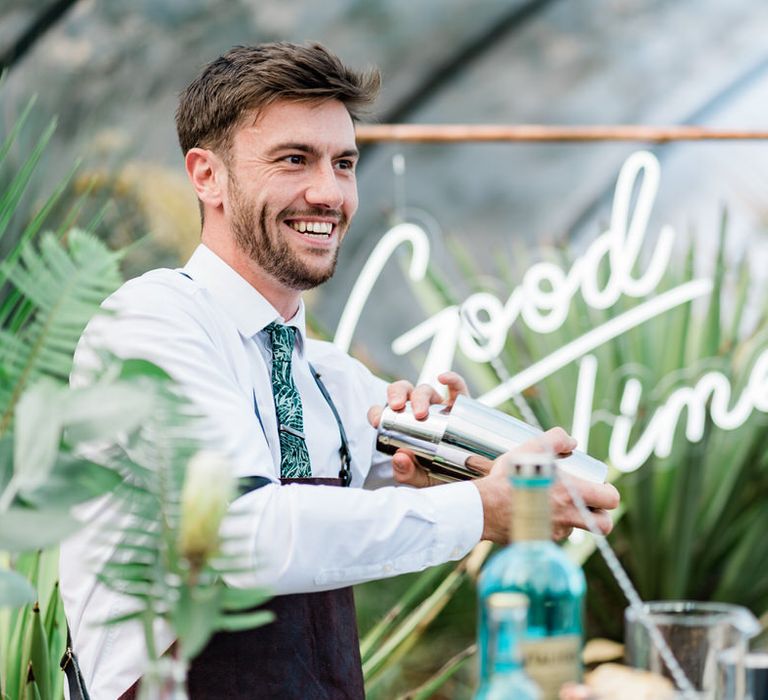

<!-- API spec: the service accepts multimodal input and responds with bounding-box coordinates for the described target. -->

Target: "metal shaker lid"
[378,402,451,445]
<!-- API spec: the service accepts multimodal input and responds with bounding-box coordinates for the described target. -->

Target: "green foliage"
[1,551,66,700]
[0,228,123,433]
[470,218,768,637]
[0,94,272,698]
[358,546,490,699]
[357,211,768,696]
[462,213,768,638]
[0,568,36,607]
[0,94,135,699]
[575,235,768,638]
[96,375,273,666]
[0,87,276,698]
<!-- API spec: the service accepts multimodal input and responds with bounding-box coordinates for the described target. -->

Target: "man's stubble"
[229,175,346,291]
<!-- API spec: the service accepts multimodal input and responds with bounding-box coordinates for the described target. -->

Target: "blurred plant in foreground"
[95,374,274,697]
[0,95,271,699]
[0,91,138,699]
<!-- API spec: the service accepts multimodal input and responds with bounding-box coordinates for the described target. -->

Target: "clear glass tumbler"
[624,601,760,699]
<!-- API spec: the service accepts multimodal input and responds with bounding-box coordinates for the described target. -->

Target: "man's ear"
[185,147,226,209]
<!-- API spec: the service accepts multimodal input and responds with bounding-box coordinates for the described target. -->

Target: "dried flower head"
[178,451,234,570]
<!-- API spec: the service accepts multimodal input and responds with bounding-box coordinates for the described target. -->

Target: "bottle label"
[520,635,581,699]
[511,487,550,541]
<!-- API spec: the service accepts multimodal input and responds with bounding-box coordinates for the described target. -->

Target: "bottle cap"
[504,452,556,479]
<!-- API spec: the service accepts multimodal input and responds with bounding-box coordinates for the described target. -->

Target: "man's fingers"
[367,404,384,428]
[551,477,619,538]
[383,373,471,421]
[586,508,614,535]
[392,451,433,487]
[553,506,613,540]
[438,371,469,405]
[519,427,577,456]
[386,380,441,418]
[408,383,443,418]
[386,380,415,411]
[586,481,620,511]
[392,451,415,480]
[562,476,621,511]
[543,427,578,455]
[567,507,613,536]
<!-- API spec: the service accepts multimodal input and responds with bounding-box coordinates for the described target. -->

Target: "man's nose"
[305,163,344,209]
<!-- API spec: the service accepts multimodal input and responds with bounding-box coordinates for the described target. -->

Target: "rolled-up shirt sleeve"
[223,479,483,593]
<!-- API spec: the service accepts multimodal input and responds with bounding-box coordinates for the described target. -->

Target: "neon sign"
[335,151,767,473]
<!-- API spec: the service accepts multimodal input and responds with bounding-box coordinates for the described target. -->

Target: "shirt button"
[451,547,461,557]
[383,564,393,574]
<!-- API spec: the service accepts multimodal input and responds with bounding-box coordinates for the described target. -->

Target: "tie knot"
[265,322,296,362]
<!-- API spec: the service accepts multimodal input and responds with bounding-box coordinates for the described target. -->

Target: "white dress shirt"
[60,243,483,699]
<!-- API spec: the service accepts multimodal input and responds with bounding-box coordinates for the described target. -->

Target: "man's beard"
[230,179,345,291]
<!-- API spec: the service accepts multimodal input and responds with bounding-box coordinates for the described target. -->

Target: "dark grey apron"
[186,475,364,700]
[118,480,363,700]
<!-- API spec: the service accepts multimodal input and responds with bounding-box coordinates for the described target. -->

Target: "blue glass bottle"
[474,592,541,700]
[477,455,585,700]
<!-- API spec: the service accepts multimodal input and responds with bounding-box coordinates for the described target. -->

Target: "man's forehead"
[241,98,356,145]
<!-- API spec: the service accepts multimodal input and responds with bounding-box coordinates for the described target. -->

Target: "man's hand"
[473,428,620,543]
[368,377,621,537]
[367,371,469,487]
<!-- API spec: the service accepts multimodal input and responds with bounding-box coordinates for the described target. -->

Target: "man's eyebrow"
[267,143,359,159]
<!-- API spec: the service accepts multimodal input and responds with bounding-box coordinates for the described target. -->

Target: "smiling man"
[186,97,358,315]
[60,43,619,699]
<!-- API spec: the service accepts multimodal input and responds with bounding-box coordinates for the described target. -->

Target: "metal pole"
[356,124,768,143]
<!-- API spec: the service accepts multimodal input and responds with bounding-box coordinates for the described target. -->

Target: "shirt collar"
[182,244,307,352]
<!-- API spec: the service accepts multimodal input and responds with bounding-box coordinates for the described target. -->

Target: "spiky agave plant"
[467,213,768,638]
[564,227,768,640]
[353,209,768,698]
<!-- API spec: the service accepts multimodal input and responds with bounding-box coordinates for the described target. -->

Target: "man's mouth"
[285,220,335,239]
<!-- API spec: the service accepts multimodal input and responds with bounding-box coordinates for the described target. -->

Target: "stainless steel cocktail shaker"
[376,394,607,483]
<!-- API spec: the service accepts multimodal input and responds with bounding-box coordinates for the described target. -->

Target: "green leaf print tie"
[265,322,311,478]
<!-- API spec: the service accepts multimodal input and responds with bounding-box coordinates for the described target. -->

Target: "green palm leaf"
[0,229,122,437]
[0,109,56,247]
[96,379,274,665]
[0,93,152,698]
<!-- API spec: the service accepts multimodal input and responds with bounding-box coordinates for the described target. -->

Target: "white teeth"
[288,221,332,235]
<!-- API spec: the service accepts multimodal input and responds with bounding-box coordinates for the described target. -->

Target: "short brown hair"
[175,42,380,158]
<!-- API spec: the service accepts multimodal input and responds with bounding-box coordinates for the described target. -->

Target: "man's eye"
[336,159,356,171]
[285,155,305,165]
